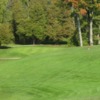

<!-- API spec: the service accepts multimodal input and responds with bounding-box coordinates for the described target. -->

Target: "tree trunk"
[77,15,83,47]
[89,18,93,46]
[33,37,36,45]
[97,34,100,45]
[98,25,100,45]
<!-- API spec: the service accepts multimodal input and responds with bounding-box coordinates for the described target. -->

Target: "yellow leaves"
[51,0,57,4]
[96,3,100,9]
[80,0,88,6]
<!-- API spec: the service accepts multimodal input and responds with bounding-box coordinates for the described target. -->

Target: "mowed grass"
[0,45,100,100]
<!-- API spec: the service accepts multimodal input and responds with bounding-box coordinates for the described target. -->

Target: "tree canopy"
[0,0,99,46]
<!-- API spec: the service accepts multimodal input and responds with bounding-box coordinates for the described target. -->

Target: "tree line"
[0,0,100,46]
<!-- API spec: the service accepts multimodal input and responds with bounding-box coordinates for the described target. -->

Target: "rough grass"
[0,45,100,100]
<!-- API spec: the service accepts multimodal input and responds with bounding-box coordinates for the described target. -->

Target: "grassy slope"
[0,45,100,100]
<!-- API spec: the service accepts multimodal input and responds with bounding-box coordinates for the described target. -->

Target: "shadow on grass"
[0,46,11,49]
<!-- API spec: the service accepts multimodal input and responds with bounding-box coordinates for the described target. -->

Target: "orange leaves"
[65,0,82,8]
[65,0,88,16]
[80,8,87,16]
[72,0,79,8]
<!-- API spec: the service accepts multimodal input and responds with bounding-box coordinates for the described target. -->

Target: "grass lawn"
[0,45,100,100]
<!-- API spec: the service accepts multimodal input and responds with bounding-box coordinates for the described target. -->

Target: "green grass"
[0,45,100,100]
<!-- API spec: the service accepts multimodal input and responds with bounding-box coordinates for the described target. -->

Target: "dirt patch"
[0,57,21,60]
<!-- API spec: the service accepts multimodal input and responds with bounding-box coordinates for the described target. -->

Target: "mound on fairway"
[0,45,100,100]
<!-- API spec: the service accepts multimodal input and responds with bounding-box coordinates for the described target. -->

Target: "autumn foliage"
[80,8,87,16]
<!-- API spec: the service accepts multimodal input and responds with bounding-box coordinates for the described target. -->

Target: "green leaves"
[0,0,99,45]
[0,23,14,45]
